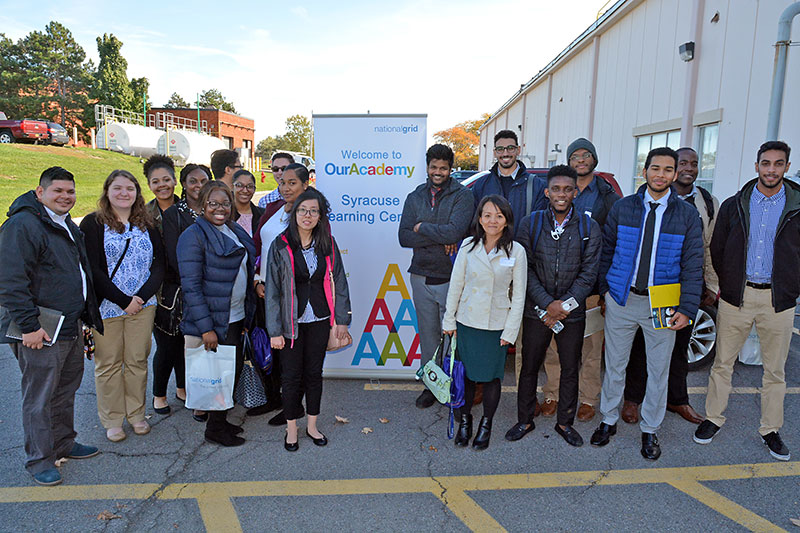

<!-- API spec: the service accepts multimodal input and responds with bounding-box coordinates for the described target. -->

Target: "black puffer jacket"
[711,177,800,312]
[398,177,474,279]
[516,209,601,322]
[0,191,102,340]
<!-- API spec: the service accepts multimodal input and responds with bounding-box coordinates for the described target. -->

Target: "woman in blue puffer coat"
[178,181,256,447]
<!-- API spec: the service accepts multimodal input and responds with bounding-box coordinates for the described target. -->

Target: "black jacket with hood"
[0,191,103,341]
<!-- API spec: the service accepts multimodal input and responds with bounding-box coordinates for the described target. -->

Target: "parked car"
[451,170,479,181]
[46,121,69,146]
[0,112,48,144]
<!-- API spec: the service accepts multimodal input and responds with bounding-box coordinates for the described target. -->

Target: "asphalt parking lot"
[0,321,798,532]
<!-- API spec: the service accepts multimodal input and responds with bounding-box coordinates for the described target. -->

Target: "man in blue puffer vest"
[590,147,703,460]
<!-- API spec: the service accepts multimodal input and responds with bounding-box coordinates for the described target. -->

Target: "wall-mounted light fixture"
[551,143,562,153]
[517,124,522,131]
[679,41,695,62]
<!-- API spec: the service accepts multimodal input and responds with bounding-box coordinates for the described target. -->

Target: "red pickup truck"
[0,112,48,144]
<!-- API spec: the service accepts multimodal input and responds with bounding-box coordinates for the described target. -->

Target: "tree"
[164,92,190,108]
[0,34,27,119]
[433,113,490,170]
[255,136,287,158]
[92,34,134,110]
[282,114,312,153]
[129,76,150,116]
[199,88,236,113]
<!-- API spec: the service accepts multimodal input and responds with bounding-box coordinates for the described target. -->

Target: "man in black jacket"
[399,144,474,408]
[0,167,103,486]
[506,165,601,446]
[695,141,795,461]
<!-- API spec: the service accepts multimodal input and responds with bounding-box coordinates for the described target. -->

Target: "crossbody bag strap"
[110,238,132,281]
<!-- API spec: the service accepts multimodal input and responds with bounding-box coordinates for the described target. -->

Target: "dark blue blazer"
[177,216,257,339]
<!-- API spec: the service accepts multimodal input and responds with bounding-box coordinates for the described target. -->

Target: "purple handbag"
[250,327,272,374]
[441,334,465,439]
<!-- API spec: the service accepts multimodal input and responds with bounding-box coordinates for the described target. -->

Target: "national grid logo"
[373,124,419,134]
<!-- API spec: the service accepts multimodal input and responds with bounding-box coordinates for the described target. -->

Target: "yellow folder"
[649,283,681,329]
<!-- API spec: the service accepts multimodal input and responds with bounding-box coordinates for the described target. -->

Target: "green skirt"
[455,322,506,382]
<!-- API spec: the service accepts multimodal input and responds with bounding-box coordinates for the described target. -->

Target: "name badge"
[499,257,516,267]
[584,210,593,217]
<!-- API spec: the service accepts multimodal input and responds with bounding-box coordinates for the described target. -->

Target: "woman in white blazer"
[442,194,527,450]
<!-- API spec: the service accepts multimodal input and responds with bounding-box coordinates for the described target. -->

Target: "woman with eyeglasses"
[161,164,211,421]
[79,170,166,442]
[249,163,310,420]
[265,188,351,451]
[231,169,264,237]
[178,181,257,447]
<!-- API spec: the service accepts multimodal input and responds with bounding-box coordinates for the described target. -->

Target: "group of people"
[401,134,795,464]
[0,149,351,486]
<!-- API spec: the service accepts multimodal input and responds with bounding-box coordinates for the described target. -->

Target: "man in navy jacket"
[590,147,703,460]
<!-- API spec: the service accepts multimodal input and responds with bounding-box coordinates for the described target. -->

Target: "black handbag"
[154,283,182,336]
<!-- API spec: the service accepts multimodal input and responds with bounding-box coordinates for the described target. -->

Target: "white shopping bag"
[185,344,236,411]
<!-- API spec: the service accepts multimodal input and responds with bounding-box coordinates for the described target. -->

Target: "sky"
[0,0,608,143]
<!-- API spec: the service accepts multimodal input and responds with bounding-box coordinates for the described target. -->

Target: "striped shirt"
[746,185,785,283]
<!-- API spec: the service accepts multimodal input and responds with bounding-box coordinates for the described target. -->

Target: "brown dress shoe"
[533,398,542,417]
[473,383,484,406]
[621,400,639,424]
[540,398,557,418]
[667,403,704,424]
[577,403,596,422]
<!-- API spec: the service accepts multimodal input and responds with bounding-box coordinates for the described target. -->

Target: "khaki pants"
[93,306,155,428]
[542,295,603,406]
[705,286,793,435]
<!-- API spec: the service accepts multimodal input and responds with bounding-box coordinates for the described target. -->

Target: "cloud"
[291,6,309,19]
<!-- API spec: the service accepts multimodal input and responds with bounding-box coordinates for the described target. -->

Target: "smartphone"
[562,297,579,312]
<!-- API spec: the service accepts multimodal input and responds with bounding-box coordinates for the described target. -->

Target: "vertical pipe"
[588,36,601,139]
[680,0,705,148]
[197,93,201,133]
[766,2,800,140]
[543,74,553,164]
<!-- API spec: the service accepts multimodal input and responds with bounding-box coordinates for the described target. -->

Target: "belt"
[630,286,649,296]
[746,281,771,290]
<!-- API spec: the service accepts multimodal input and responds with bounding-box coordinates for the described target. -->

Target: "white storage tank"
[96,123,161,158]
[157,130,227,165]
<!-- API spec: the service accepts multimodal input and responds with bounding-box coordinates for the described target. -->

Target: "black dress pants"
[207,320,245,430]
[152,329,185,397]
[280,320,330,420]
[518,317,585,426]
[624,325,692,405]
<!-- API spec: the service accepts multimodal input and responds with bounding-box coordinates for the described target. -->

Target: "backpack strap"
[526,175,534,216]
[529,210,544,253]
[578,212,591,257]
[698,186,715,222]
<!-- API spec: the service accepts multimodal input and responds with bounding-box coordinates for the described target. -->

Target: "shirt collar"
[677,184,698,200]
[752,184,785,203]
[43,204,69,224]
[581,176,598,193]
[644,188,671,207]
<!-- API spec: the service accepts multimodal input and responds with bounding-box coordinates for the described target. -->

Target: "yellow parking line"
[0,483,160,503]
[668,480,786,533]
[195,496,243,533]
[364,383,800,394]
[434,486,506,532]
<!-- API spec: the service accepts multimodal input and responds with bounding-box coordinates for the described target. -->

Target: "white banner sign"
[314,114,427,378]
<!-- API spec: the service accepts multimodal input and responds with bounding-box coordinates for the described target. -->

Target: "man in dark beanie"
[539,137,620,422]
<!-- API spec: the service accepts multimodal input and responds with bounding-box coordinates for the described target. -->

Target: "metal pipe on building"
[766,2,800,141]
[680,0,705,148]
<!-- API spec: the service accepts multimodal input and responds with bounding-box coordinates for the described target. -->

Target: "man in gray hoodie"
[399,144,474,408]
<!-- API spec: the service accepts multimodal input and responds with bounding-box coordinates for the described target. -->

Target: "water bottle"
[534,306,564,333]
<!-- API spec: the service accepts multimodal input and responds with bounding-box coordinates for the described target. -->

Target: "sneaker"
[67,443,99,459]
[693,420,720,444]
[762,432,791,461]
[32,468,62,486]
[415,389,436,409]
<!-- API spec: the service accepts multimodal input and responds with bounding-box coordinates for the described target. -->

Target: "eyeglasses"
[206,201,232,209]
[271,166,287,173]
[230,164,243,170]
[233,182,256,191]
[494,145,518,153]
[297,208,320,217]
[569,153,592,163]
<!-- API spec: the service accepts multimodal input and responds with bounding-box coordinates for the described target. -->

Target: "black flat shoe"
[590,423,617,447]
[641,432,661,460]
[504,421,534,442]
[455,414,473,447]
[247,402,280,417]
[555,424,584,447]
[305,429,328,447]
[284,434,299,452]
[193,412,208,422]
[472,416,492,450]
[175,394,186,403]
[153,401,170,415]
[225,421,244,435]
[204,430,245,447]
[269,411,287,426]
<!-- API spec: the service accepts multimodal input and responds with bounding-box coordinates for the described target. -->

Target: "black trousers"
[624,325,692,405]
[518,316,585,426]
[280,320,330,420]
[152,329,185,397]
[207,320,245,430]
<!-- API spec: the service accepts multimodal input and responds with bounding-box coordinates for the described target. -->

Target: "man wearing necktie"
[590,147,704,460]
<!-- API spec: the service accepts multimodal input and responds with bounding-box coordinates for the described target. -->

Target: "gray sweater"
[398,178,474,279]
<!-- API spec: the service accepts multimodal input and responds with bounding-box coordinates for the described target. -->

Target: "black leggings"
[280,320,330,420]
[457,378,501,420]
[152,329,185,397]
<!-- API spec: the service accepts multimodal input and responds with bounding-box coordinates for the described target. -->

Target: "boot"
[472,416,492,450]
[205,412,245,447]
[454,414,473,447]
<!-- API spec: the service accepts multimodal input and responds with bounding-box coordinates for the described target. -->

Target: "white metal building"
[479,0,800,200]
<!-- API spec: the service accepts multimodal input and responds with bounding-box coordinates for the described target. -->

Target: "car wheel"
[688,305,717,371]
[0,130,13,144]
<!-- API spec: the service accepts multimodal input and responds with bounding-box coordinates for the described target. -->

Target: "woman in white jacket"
[442,194,526,450]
